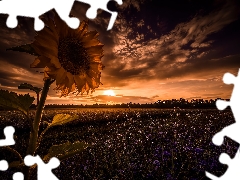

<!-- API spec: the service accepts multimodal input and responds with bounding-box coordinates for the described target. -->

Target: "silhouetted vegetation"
[15,98,230,110]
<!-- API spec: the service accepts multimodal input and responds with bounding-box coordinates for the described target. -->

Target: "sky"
[0,0,240,105]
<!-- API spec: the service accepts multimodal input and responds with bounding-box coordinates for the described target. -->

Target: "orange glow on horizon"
[103,90,116,96]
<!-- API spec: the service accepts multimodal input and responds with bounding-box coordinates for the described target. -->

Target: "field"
[0,108,239,180]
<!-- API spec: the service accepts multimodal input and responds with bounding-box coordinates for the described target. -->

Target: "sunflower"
[30,13,104,97]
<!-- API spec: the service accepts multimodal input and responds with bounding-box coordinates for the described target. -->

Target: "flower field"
[0,108,239,180]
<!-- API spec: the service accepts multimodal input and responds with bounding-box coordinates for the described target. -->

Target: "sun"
[103,90,116,96]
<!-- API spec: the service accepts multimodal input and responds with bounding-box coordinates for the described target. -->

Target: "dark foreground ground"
[0,108,239,180]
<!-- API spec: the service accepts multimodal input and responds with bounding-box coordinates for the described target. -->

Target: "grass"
[0,108,238,180]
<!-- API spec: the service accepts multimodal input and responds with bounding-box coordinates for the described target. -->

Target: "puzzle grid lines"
[1,1,240,179]
[0,126,60,180]
[205,69,240,180]
[0,0,123,31]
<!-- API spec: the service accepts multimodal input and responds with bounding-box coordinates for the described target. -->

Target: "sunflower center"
[58,37,90,75]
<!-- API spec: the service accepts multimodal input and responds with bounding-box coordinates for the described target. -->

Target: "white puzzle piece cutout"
[0,126,15,146]
[77,0,123,30]
[0,159,24,180]
[0,160,8,171]
[0,126,24,180]
[0,0,79,31]
[0,0,123,31]
[206,69,240,179]
[206,151,240,180]
[24,155,60,180]
[12,172,24,180]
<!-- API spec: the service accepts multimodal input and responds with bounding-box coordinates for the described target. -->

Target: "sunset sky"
[0,0,240,105]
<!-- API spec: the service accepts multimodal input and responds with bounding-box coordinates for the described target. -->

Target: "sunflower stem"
[27,78,53,155]
[37,92,40,106]
[24,78,54,180]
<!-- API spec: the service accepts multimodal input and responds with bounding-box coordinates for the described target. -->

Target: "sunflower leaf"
[0,89,35,115]
[43,141,89,162]
[48,114,79,127]
[18,83,42,94]
[6,44,39,56]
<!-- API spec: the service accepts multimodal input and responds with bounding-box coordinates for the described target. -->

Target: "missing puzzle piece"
[206,69,240,179]
[0,160,8,171]
[24,155,60,180]
[206,148,240,179]
[0,126,15,147]
[0,0,122,31]
[212,70,240,157]
[0,160,24,180]
[77,0,123,30]
[0,0,80,31]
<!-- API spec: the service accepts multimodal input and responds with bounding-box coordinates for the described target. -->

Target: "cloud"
[0,2,239,104]
[120,0,146,11]
[89,94,154,104]
[106,0,240,86]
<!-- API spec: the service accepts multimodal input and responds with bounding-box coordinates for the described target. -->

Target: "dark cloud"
[0,0,239,104]
[105,0,240,85]
[153,55,240,80]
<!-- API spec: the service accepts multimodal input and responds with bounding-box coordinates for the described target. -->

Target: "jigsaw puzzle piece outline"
[206,69,240,179]
[212,123,240,147]
[0,0,79,31]
[206,147,240,180]
[24,155,60,180]
[213,70,240,148]
[52,0,80,29]
[0,126,15,147]
[12,172,24,180]
[0,160,24,180]
[0,159,8,171]
[76,0,123,30]
[217,70,240,120]
[0,0,122,31]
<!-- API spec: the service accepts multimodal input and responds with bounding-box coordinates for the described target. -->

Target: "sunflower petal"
[43,66,57,80]
[32,42,58,59]
[59,22,69,38]
[53,13,70,38]
[87,46,104,56]
[82,39,100,48]
[34,36,58,53]
[53,12,63,36]
[89,55,104,62]
[30,56,50,68]
[32,41,61,68]
[42,18,59,39]
[30,12,104,96]
[66,72,75,92]
[54,83,65,91]
[76,20,88,38]
[60,87,69,97]
[74,74,86,92]
[37,26,59,45]
[35,32,58,48]
[86,76,94,89]
[32,38,57,54]
[90,62,104,71]
[59,76,69,97]
[91,78,99,88]
[81,31,99,42]
[55,67,67,86]
[85,83,90,94]
[87,69,99,80]
[43,71,50,81]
